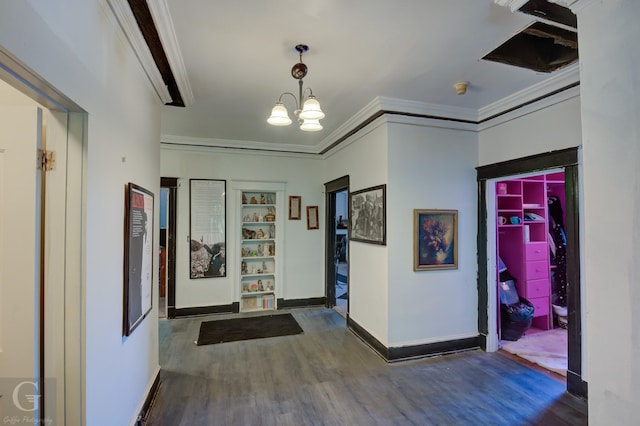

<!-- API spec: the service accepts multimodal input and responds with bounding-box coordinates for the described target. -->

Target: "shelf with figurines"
[242,192,276,206]
[239,189,279,312]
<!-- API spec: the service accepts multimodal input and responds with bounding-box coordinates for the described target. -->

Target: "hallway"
[146,308,586,425]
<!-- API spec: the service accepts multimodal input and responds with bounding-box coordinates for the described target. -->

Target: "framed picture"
[123,183,154,336]
[306,205,319,230]
[349,184,386,245]
[289,195,301,220]
[189,179,226,279]
[414,209,458,271]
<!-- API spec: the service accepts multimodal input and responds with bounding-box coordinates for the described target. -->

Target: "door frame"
[476,147,586,398]
[324,175,349,310]
[0,46,86,424]
[160,177,178,318]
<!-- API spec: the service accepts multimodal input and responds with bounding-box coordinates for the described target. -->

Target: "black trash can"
[499,279,534,341]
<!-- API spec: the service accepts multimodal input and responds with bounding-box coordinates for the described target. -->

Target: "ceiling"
[120,0,580,154]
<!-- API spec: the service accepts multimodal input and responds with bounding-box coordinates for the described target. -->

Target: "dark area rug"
[196,313,303,346]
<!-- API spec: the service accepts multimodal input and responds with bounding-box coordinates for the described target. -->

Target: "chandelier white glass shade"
[267,44,325,132]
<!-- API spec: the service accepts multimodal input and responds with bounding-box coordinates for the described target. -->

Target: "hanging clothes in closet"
[548,195,567,307]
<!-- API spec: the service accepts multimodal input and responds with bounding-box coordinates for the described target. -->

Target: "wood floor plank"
[145,308,587,425]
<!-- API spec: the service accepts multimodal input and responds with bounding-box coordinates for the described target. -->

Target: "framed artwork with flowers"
[414,209,458,271]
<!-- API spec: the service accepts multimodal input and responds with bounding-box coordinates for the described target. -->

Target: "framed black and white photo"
[123,183,154,336]
[189,179,226,279]
[349,184,386,245]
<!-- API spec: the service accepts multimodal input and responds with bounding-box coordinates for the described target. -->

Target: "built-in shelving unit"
[496,173,565,331]
[240,191,277,311]
[233,181,285,312]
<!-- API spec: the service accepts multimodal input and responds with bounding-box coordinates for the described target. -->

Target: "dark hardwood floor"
[145,308,587,425]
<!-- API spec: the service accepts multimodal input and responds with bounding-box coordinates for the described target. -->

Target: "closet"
[496,171,566,333]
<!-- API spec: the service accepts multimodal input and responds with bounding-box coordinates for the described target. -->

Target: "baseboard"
[347,316,389,360]
[172,298,326,317]
[567,369,588,399]
[173,302,239,317]
[131,366,160,426]
[277,297,326,309]
[347,316,480,362]
[478,333,487,351]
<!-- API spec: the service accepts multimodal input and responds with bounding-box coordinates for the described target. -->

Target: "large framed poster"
[123,183,154,336]
[189,179,226,278]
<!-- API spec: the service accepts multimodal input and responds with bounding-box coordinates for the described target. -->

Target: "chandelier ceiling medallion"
[267,44,325,132]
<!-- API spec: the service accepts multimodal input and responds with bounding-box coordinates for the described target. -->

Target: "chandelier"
[267,44,325,132]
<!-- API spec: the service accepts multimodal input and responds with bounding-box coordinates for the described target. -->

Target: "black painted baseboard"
[136,369,160,426]
[278,297,326,309]
[172,298,326,318]
[173,302,239,317]
[347,316,480,362]
[567,369,588,399]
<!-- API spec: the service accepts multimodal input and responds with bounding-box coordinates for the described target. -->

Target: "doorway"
[324,176,349,317]
[476,147,586,399]
[0,55,85,424]
[335,189,349,317]
[495,170,568,378]
[160,177,177,319]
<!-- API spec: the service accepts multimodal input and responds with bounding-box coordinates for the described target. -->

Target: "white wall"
[323,120,390,344]
[387,123,479,347]
[160,147,325,307]
[0,2,161,425]
[478,95,582,167]
[576,1,640,423]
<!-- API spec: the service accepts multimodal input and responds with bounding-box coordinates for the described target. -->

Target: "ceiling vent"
[482,21,578,73]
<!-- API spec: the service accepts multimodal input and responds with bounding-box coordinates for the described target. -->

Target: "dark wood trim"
[477,180,489,336]
[476,147,586,399]
[477,333,487,351]
[324,176,350,309]
[348,317,480,362]
[567,370,588,399]
[476,147,579,180]
[479,82,580,124]
[136,369,161,426]
[565,165,583,390]
[160,178,178,319]
[319,84,579,156]
[174,302,239,318]
[387,337,480,362]
[347,316,389,360]
[277,297,326,309]
[126,0,183,106]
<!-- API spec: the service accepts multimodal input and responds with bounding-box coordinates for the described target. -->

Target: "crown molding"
[106,0,172,104]
[478,63,579,122]
[315,96,384,154]
[493,0,529,12]
[316,96,477,154]
[161,134,319,155]
[147,0,195,106]
[377,96,478,122]
[478,84,580,131]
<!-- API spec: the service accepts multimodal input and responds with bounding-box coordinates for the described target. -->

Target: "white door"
[0,105,43,419]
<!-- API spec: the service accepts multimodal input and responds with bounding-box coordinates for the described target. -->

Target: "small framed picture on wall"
[289,195,301,220]
[306,205,319,230]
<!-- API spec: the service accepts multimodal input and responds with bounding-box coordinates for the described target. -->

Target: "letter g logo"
[12,381,40,412]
